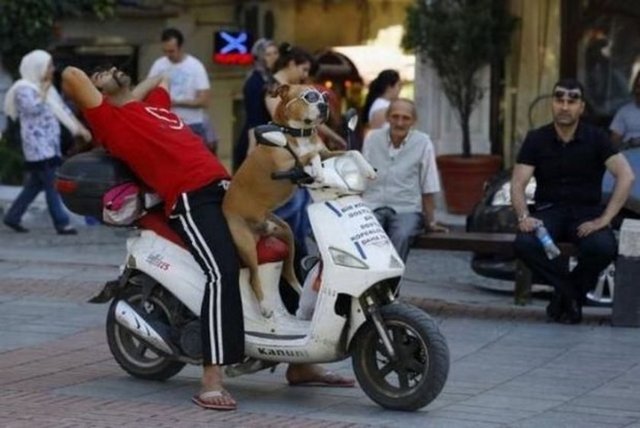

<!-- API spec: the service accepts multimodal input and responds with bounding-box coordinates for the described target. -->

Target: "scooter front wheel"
[351,303,450,411]
[106,285,186,381]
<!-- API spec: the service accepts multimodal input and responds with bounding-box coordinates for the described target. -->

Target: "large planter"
[437,154,502,215]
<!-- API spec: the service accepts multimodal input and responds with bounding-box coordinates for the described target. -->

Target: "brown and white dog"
[222,84,374,317]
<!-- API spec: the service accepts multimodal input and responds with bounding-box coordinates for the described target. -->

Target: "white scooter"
[83,121,450,412]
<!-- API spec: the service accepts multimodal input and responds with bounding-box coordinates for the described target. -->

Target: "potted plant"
[402,0,518,214]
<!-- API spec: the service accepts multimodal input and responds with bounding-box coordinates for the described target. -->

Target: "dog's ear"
[271,84,290,100]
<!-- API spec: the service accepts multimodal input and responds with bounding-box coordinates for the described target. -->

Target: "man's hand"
[577,217,608,237]
[77,126,92,143]
[518,216,540,233]
[41,80,52,99]
[427,221,449,233]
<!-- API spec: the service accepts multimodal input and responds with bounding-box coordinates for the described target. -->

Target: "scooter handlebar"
[270,167,314,184]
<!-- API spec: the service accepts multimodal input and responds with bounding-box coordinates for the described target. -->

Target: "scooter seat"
[136,211,289,265]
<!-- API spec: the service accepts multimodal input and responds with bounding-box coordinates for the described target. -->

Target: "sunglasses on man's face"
[553,88,583,101]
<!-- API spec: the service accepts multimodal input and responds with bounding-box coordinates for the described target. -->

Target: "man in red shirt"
[62,66,242,410]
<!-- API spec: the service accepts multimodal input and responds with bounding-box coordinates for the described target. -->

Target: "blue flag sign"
[213,31,253,65]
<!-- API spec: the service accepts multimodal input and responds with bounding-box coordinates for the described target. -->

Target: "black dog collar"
[271,124,315,138]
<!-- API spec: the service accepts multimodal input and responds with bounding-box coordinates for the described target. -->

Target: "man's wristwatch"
[517,213,529,223]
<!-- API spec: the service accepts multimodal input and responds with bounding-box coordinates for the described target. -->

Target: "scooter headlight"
[335,156,366,192]
[491,178,536,206]
[329,247,369,269]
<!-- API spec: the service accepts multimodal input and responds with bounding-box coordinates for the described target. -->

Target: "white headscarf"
[3,49,82,135]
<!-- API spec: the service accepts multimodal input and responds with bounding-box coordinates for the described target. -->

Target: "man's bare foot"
[192,389,237,410]
[193,364,237,410]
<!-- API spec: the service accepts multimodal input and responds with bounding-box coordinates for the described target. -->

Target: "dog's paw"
[260,302,274,318]
[304,165,324,183]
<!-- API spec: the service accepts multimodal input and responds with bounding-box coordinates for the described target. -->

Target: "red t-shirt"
[83,88,229,215]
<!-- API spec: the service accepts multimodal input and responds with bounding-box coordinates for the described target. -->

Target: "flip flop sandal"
[192,389,237,411]
[288,371,356,388]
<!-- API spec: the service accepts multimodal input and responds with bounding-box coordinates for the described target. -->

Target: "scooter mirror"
[345,108,358,131]
[261,131,287,147]
[255,124,288,147]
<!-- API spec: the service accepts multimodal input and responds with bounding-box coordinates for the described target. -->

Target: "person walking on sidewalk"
[62,65,242,410]
[511,78,635,324]
[2,50,91,234]
[362,98,448,263]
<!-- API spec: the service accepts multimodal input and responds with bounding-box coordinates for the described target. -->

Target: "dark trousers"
[514,204,617,301]
[169,181,244,366]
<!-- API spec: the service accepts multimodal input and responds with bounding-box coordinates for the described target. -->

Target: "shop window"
[576,1,640,123]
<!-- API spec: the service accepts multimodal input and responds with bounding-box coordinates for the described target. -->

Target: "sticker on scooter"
[257,347,310,358]
[145,253,170,271]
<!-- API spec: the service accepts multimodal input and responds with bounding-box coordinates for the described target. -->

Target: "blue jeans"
[188,123,207,141]
[4,161,70,230]
[373,208,424,262]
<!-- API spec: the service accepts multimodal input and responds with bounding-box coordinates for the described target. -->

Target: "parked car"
[467,146,640,306]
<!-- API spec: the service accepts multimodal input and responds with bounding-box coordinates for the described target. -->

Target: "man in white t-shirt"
[148,28,211,141]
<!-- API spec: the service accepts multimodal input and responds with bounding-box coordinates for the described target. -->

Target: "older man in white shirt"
[362,98,448,262]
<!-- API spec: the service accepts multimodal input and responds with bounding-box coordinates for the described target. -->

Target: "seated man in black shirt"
[511,78,635,324]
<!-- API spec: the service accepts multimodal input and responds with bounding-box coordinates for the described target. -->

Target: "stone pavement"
[1,188,640,427]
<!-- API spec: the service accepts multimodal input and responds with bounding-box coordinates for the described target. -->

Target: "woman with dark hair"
[233,38,279,171]
[361,69,401,129]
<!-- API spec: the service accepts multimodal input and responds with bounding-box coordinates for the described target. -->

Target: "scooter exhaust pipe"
[113,300,175,356]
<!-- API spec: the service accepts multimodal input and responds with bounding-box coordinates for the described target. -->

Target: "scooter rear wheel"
[106,285,186,381]
[351,303,449,411]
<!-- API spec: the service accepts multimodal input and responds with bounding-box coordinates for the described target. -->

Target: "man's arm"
[611,131,624,147]
[318,124,347,150]
[131,75,169,101]
[511,163,537,232]
[61,66,102,110]
[421,193,448,232]
[577,153,635,237]
[172,88,210,108]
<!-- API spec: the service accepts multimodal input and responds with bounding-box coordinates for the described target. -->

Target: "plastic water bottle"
[535,225,561,259]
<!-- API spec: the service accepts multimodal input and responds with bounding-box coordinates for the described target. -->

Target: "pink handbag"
[102,182,144,226]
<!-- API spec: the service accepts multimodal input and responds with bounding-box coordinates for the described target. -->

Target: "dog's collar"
[271,123,315,138]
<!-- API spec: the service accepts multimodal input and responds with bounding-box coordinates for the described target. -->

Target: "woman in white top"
[361,69,401,130]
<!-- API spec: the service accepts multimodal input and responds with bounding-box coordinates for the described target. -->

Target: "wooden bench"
[412,231,577,305]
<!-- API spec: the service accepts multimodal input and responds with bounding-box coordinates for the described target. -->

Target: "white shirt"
[147,54,210,125]
[368,97,390,123]
[362,128,441,213]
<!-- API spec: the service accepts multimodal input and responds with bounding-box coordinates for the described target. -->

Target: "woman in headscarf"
[3,49,91,234]
[232,38,279,171]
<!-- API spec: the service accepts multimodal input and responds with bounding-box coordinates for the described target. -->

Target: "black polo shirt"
[516,122,618,206]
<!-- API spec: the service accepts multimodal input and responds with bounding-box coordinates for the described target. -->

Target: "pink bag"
[102,182,144,226]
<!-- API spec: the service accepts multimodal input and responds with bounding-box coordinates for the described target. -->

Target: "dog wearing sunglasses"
[223,84,376,317]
